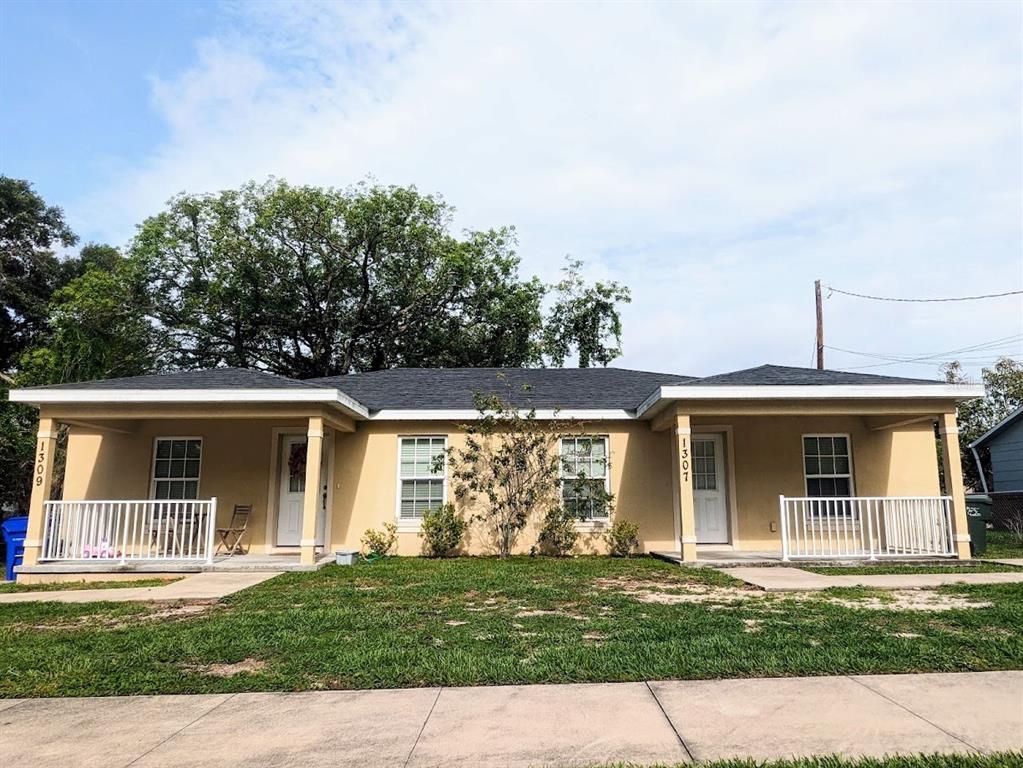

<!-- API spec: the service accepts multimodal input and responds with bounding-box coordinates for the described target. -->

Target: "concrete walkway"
[723,566,1023,592]
[1,671,1019,767]
[0,571,281,604]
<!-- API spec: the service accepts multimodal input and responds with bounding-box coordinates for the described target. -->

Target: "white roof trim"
[9,387,371,419]
[636,383,985,418]
[368,409,637,421]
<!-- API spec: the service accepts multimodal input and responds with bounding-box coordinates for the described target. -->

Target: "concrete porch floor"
[652,548,785,566]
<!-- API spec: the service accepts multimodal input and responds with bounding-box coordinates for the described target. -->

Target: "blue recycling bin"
[2,516,29,581]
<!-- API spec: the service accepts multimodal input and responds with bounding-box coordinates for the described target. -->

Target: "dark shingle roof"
[306,368,695,411]
[680,364,941,387]
[22,363,951,412]
[32,367,320,390]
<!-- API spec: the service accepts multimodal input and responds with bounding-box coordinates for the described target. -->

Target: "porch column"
[670,411,698,562]
[21,416,58,569]
[300,416,324,566]
[938,412,972,559]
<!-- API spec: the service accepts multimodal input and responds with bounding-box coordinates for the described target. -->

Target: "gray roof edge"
[969,405,1023,449]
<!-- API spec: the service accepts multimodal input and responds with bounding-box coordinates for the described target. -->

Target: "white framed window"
[396,436,447,522]
[560,436,610,521]
[150,437,202,500]
[802,434,854,498]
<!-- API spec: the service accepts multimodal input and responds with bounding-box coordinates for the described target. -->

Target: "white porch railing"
[779,495,955,560]
[40,498,218,564]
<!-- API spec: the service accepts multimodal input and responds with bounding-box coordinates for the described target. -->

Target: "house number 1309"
[34,441,47,486]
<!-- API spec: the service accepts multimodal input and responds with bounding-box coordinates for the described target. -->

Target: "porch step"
[17,553,336,580]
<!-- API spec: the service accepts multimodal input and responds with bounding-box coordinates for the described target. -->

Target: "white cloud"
[72,0,1023,379]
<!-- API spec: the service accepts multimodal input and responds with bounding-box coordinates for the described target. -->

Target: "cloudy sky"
[2,0,1021,379]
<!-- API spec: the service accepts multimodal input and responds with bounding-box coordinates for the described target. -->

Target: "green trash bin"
[965,494,991,557]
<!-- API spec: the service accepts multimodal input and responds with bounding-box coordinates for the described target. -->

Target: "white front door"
[693,434,729,544]
[277,433,331,548]
[277,435,307,546]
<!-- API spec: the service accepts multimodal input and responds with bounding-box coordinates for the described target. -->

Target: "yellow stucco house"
[10,364,982,582]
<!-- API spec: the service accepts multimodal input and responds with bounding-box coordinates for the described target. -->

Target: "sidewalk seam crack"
[646,681,696,763]
[124,693,238,768]
[404,686,442,768]
[847,676,981,753]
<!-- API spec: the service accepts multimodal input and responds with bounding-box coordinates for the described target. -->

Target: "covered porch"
[16,400,358,582]
[647,399,973,563]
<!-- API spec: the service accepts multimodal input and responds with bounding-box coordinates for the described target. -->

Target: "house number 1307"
[680,436,689,482]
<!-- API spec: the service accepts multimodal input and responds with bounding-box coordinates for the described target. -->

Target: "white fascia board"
[9,387,371,419]
[636,383,985,418]
[368,409,637,421]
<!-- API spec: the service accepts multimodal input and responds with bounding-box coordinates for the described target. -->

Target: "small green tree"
[605,518,640,557]
[420,503,467,557]
[445,378,579,557]
[537,506,579,556]
[361,522,398,557]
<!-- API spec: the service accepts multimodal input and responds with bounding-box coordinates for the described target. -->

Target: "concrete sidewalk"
[724,566,1023,592]
[0,571,281,604]
[1,671,1019,767]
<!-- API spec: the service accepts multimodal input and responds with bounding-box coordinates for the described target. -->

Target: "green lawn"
[801,563,1021,576]
[985,530,1023,560]
[0,577,179,594]
[1,556,1021,698]
[607,754,1023,768]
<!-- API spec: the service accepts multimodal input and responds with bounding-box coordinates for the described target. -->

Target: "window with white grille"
[151,438,202,499]
[560,437,610,520]
[397,437,447,520]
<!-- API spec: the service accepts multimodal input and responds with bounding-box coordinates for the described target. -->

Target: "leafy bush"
[420,503,467,557]
[537,506,579,556]
[361,522,398,557]
[605,518,639,557]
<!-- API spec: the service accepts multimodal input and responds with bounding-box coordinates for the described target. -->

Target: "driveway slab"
[132,688,439,768]
[853,671,1023,753]
[649,675,972,762]
[408,682,690,767]
[0,694,233,768]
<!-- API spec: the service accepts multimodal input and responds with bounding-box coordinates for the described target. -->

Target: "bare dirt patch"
[514,608,587,620]
[594,577,752,605]
[594,575,992,613]
[822,591,992,612]
[179,658,267,677]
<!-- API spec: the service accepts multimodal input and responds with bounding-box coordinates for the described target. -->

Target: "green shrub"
[420,503,467,557]
[537,506,579,556]
[605,518,639,557]
[361,522,398,557]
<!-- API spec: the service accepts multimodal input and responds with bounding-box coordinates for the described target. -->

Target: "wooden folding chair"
[216,504,252,556]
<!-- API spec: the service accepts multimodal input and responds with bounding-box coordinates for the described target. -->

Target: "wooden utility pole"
[815,279,824,370]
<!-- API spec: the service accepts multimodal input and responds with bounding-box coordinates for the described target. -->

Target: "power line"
[830,334,1023,370]
[826,335,1023,364]
[826,286,1023,303]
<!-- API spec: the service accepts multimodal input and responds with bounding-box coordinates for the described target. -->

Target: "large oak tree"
[132,180,554,377]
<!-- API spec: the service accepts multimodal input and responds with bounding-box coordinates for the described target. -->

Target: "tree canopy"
[0,176,634,514]
[943,358,1023,490]
[131,180,556,376]
[1,176,79,373]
